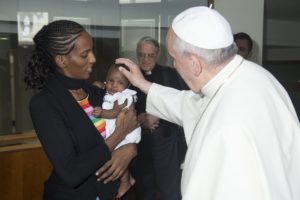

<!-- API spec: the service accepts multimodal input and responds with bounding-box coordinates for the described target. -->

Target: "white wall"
[215,0,264,65]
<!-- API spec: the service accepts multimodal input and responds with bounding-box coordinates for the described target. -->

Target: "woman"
[24,20,138,200]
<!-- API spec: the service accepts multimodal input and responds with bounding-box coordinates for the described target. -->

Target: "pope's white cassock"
[146,55,300,200]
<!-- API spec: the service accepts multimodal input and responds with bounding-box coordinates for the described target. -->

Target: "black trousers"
[132,126,183,200]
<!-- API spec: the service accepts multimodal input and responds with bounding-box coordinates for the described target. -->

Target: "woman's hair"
[172,34,237,67]
[24,20,85,89]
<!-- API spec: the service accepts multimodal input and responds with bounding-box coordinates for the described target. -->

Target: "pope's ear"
[54,55,66,69]
[189,54,202,77]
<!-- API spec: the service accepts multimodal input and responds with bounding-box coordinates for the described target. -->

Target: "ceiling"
[265,0,300,21]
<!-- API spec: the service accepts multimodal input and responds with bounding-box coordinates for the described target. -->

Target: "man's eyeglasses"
[138,53,157,60]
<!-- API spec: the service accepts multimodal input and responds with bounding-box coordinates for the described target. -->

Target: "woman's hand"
[104,105,139,151]
[95,144,137,183]
[115,105,139,138]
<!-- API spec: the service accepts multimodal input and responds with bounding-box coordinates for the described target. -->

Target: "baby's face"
[105,69,130,95]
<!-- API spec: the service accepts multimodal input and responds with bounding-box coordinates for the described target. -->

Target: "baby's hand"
[92,107,102,117]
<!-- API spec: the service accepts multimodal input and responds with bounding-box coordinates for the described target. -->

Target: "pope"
[116,6,300,200]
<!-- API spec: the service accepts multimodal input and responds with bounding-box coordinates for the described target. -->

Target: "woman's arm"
[95,106,139,182]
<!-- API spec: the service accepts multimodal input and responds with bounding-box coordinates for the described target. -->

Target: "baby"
[93,63,141,198]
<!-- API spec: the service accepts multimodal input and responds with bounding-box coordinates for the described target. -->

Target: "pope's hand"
[116,58,152,94]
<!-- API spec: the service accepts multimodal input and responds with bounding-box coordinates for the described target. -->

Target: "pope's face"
[166,29,193,90]
[136,42,159,72]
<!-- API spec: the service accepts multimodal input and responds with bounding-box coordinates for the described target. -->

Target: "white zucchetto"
[172,6,233,49]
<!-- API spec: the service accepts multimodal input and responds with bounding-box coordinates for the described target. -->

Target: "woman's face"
[61,31,96,80]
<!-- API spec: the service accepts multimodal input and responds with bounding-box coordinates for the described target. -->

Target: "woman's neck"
[55,72,87,101]
[56,71,85,90]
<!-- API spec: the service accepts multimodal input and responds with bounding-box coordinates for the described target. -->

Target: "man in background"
[234,32,253,59]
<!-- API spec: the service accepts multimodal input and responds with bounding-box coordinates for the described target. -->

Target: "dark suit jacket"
[132,64,187,162]
[134,64,186,115]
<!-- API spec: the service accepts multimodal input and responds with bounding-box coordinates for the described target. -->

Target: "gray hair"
[136,36,160,53]
[173,34,237,67]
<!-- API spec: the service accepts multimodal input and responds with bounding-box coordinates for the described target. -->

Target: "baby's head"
[105,63,130,95]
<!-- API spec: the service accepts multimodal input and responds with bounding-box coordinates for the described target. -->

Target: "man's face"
[235,38,250,59]
[136,42,159,72]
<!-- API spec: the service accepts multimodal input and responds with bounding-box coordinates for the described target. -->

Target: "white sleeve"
[146,83,186,126]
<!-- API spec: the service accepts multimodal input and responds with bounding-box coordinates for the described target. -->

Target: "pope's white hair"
[172,34,237,67]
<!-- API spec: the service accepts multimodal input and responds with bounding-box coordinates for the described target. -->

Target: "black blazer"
[30,75,118,200]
